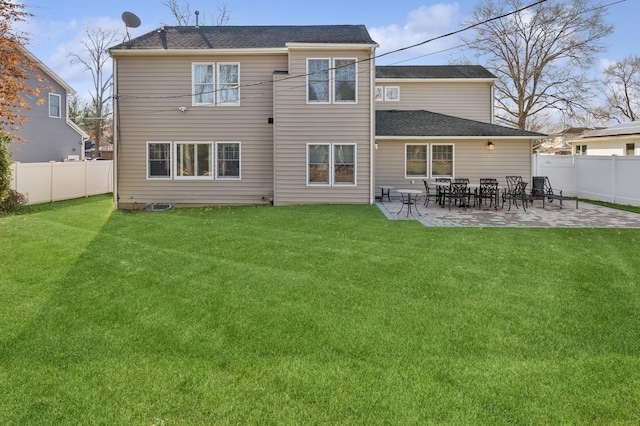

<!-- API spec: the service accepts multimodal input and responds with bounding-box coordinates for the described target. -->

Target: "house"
[536,127,596,155]
[7,47,89,163]
[572,121,640,156]
[109,25,543,209]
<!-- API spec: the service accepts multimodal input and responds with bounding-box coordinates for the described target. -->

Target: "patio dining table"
[396,189,423,216]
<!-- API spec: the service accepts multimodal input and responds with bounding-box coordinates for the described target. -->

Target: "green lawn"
[1,195,639,425]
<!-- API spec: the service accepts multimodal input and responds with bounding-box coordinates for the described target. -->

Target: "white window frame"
[430,143,455,178]
[405,143,429,179]
[384,86,400,102]
[333,58,357,104]
[307,58,331,104]
[49,93,61,118]
[215,141,241,180]
[146,141,173,180]
[174,141,214,180]
[217,62,240,106]
[192,63,215,106]
[375,86,384,101]
[307,143,357,186]
[333,143,357,185]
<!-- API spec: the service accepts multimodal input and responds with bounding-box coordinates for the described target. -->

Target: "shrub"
[0,189,28,212]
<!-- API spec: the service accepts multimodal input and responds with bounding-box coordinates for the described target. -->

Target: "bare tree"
[161,0,230,26]
[463,0,613,131]
[68,27,120,159]
[597,55,640,123]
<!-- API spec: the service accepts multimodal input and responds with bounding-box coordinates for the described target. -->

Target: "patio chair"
[502,176,523,207]
[422,180,440,207]
[448,181,469,211]
[454,178,473,207]
[477,180,499,210]
[435,177,451,207]
[506,181,528,211]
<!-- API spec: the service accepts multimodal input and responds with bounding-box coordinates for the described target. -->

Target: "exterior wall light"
[487,141,495,151]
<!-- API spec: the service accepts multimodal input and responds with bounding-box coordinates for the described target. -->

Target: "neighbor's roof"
[581,121,640,138]
[110,25,377,51]
[376,110,546,138]
[376,65,496,80]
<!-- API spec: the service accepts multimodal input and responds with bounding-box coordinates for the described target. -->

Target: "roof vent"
[195,10,200,28]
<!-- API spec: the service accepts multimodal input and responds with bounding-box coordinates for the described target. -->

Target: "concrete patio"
[376,196,640,228]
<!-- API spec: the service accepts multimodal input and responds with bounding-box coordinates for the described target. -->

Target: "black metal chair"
[502,176,523,207]
[422,180,440,207]
[477,181,499,210]
[529,176,578,208]
[435,177,451,207]
[506,181,528,211]
[454,178,473,207]
[448,181,469,211]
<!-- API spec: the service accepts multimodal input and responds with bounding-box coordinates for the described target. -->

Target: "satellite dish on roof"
[122,11,141,28]
[121,11,141,46]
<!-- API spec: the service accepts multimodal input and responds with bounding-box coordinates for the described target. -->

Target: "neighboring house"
[7,47,89,163]
[536,127,596,155]
[572,121,640,156]
[109,25,544,209]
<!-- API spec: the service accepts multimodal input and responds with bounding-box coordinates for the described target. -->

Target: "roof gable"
[111,25,376,51]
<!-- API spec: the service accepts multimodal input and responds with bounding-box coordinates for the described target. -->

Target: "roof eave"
[376,135,540,140]
[376,78,496,84]
[109,47,289,57]
[286,42,379,50]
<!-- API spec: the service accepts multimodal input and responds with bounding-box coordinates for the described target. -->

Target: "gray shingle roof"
[376,110,545,138]
[581,121,640,138]
[376,65,496,79]
[111,25,376,51]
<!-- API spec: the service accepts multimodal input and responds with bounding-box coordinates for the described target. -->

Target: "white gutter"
[375,136,540,140]
[369,46,376,205]
[375,78,496,84]
[112,57,119,209]
[109,48,288,57]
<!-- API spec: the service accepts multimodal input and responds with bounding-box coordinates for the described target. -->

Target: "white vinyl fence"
[10,160,113,205]
[532,154,640,206]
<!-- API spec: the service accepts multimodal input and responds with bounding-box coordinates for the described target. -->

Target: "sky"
[15,0,637,103]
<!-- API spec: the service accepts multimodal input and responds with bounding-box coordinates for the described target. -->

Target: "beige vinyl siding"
[115,54,287,207]
[273,49,373,206]
[375,81,493,123]
[374,139,532,195]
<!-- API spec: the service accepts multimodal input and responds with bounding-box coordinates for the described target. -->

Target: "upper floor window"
[375,86,400,102]
[192,63,239,106]
[308,59,330,103]
[307,58,357,104]
[49,93,61,118]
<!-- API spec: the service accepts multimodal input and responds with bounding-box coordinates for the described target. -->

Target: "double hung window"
[49,93,61,118]
[431,144,454,177]
[192,63,239,106]
[404,143,454,178]
[307,58,357,103]
[217,142,240,178]
[405,144,428,178]
[147,142,172,178]
[307,143,356,185]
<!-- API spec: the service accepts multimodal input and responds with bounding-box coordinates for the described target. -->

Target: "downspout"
[369,46,376,205]
[112,55,119,209]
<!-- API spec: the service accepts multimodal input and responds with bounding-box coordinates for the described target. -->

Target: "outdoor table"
[397,189,423,216]
[376,185,393,202]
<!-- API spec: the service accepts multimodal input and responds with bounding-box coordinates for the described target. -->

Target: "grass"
[1,195,640,425]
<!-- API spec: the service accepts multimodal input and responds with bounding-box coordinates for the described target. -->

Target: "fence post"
[612,155,617,204]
